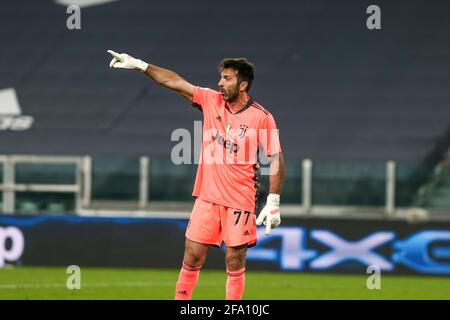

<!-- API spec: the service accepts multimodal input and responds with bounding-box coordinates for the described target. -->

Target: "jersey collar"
[225,97,254,115]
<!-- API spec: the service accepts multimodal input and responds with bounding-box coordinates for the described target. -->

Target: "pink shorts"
[185,197,257,248]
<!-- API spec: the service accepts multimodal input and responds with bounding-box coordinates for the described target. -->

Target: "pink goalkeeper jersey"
[191,86,281,212]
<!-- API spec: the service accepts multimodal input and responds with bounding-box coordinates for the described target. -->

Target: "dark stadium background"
[0,0,449,300]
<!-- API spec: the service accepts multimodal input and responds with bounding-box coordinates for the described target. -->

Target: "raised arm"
[107,50,194,102]
[143,64,194,101]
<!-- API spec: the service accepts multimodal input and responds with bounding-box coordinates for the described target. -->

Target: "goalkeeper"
[107,50,285,300]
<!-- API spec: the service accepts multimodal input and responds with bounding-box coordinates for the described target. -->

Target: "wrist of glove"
[256,193,281,235]
[107,49,149,72]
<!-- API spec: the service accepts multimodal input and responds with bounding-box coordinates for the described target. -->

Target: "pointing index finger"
[107,50,122,59]
[265,215,272,235]
[265,220,272,235]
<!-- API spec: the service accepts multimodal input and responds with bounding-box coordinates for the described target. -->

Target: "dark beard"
[223,86,239,102]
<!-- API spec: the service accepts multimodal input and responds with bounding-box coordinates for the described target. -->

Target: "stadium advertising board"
[0,215,449,275]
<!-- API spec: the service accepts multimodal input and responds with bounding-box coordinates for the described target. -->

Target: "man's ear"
[239,81,248,92]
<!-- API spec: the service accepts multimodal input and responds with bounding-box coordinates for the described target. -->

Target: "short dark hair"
[219,58,255,91]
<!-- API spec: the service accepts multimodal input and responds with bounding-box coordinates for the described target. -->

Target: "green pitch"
[0,267,449,300]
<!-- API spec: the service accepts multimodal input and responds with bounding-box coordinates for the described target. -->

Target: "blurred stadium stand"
[414,146,450,208]
[0,0,449,217]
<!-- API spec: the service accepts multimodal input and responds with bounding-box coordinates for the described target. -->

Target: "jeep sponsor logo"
[212,130,240,154]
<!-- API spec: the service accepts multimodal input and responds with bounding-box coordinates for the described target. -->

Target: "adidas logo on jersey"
[0,88,34,131]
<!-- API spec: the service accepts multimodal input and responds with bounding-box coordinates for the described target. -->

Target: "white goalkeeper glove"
[256,193,281,235]
[107,49,149,72]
